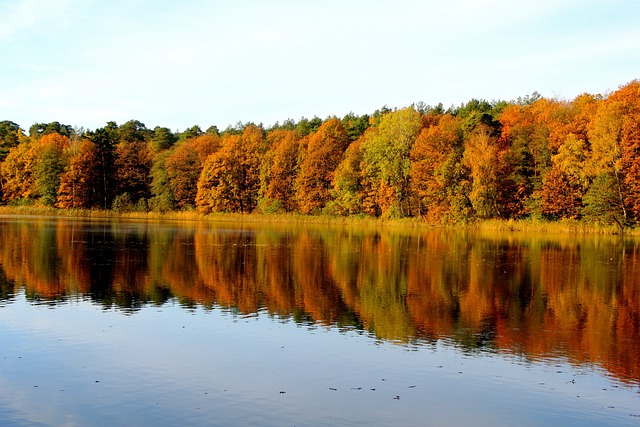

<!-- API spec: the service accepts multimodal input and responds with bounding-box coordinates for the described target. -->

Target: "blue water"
[1,293,638,427]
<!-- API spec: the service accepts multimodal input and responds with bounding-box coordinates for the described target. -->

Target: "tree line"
[0,80,639,225]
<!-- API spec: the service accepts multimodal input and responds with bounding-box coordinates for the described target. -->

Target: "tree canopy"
[1,80,640,226]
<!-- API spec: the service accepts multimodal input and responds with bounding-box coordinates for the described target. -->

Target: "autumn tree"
[56,138,100,209]
[497,95,599,219]
[453,99,508,219]
[583,81,640,225]
[196,125,265,213]
[32,133,70,206]
[329,136,364,215]
[498,102,548,217]
[537,96,593,152]
[1,79,637,225]
[616,81,640,220]
[1,133,69,206]
[463,126,502,218]
[114,139,152,209]
[360,107,422,217]
[259,129,300,213]
[410,114,470,222]
[540,134,588,219]
[0,141,35,204]
[165,134,220,209]
[295,118,349,214]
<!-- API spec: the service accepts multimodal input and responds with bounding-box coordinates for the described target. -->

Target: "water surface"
[0,217,639,426]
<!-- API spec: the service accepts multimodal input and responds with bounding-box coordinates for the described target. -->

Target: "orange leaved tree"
[410,114,467,222]
[260,129,300,213]
[295,118,349,214]
[196,125,265,213]
[165,134,220,209]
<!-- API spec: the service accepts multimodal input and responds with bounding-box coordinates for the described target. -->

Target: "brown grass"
[0,206,637,235]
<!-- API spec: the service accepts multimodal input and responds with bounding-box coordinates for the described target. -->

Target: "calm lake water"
[0,216,639,426]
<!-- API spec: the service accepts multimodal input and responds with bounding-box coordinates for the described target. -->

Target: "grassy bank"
[0,205,427,228]
[471,218,637,235]
[0,205,637,235]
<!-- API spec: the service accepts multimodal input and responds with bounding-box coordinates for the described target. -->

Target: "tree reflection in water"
[0,217,638,385]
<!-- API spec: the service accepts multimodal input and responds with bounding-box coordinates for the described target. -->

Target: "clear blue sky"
[1,0,638,132]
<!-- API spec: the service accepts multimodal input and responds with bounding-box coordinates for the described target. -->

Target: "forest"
[0,80,639,225]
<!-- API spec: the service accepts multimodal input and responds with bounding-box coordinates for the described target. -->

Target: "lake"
[0,216,639,426]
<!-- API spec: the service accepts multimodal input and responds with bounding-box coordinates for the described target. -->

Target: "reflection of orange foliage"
[55,220,92,294]
[194,227,262,312]
[403,231,640,384]
[156,228,214,307]
[291,231,348,324]
[405,231,471,337]
[192,227,350,323]
[0,221,65,299]
[1,220,639,385]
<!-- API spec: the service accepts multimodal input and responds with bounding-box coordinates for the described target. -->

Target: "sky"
[1,0,639,133]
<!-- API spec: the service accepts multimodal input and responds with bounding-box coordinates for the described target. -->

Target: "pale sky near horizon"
[1,0,639,133]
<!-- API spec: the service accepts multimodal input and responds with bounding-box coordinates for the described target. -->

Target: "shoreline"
[0,205,636,236]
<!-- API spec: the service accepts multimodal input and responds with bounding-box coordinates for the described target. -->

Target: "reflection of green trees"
[0,266,15,302]
[0,219,639,383]
[342,231,414,340]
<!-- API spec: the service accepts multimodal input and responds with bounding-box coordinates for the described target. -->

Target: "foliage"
[295,118,348,214]
[329,137,365,216]
[341,112,370,141]
[29,122,75,140]
[584,80,640,224]
[32,133,70,206]
[540,134,588,219]
[115,139,152,204]
[149,150,175,212]
[196,125,265,213]
[0,121,22,162]
[260,129,300,212]
[360,107,423,218]
[56,139,100,209]
[150,126,177,152]
[582,173,628,227]
[410,114,468,222]
[165,134,220,209]
[86,122,118,209]
[0,80,640,228]
[463,126,501,218]
[1,140,35,203]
